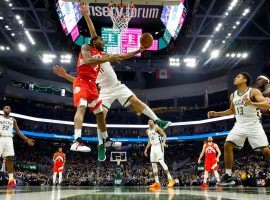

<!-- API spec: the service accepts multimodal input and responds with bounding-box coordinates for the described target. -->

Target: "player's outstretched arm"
[53,65,75,83]
[81,44,122,65]
[13,118,35,146]
[198,144,206,164]
[79,3,97,38]
[243,88,270,109]
[208,93,235,118]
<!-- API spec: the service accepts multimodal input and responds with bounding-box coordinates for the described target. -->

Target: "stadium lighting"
[202,39,211,52]
[231,53,236,58]
[214,23,223,32]
[18,43,26,52]
[8,3,12,7]
[242,8,250,16]
[242,53,248,58]
[0,46,5,51]
[15,15,21,20]
[6,46,10,50]
[60,54,72,64]
[169,58,180,67]
[226,53,230,57]
[183,57,196,68]
[210,49,220,59]
[227,33,231,37]
[42,53,57,63]
[237,53,242,58]
[233,26,236,29]
[225,12,228,16]
[236,21,240,25]
[11,33,15,37]
[18,20,23,25]
[5,25,9,29]
[222,40,226,44]
[0,16,3,20]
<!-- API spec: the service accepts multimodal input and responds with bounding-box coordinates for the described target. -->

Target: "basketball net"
[108,2,135,30]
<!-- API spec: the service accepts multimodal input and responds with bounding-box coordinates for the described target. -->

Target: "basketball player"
[67,3,147,161]
[208,72,270,186]
[144,119,174,188]
[255,75,270,115]
[52,147,66,186]
[198,137,221,188]
[0,106,34,187]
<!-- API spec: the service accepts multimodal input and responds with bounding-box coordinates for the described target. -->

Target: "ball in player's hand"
[140,33,153,49]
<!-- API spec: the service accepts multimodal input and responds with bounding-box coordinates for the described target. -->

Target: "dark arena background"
[1,0,270,199]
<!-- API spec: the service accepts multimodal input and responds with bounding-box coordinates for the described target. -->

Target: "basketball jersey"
[77,47,103,80]
[205,143,217,160]
[233,88,261,124]
[96,62,121,91]
[54,152,65,166]
[0,115,14,137]
[147,126,162,146]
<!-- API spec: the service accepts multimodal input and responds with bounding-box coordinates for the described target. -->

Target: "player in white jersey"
[144,119,174,188]
[0,106,35,187]
[208,72,270,186]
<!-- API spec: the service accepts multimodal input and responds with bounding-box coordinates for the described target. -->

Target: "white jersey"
[0,115,14,137]
[233,87,261,125]
[96,62,121,91]
[147,126,162,146]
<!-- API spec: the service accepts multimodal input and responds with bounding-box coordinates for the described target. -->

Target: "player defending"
[67,3,146,161]
[55,3,170,161]
[53,147,66,186]
[144,119,174,188]
[0,106,34,187]
[198,137,221,188]
[208,72,270,186]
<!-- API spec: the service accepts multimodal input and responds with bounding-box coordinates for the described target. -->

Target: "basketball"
[140,33,154,49]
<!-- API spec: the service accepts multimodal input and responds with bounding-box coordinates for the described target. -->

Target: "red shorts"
[53,164,64,173]
[73,77,102,111]
[205,158,218,172]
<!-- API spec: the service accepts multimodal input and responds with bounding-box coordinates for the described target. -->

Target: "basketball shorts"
[99,83,134,110]
[205,158,218,172]
[0,137,15,157]
[73,77,102,112]
[53,164,64,173]
[150,144,164,163]
[226,123,269,151]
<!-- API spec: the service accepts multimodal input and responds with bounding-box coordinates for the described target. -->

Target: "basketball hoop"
[108,1,135,30]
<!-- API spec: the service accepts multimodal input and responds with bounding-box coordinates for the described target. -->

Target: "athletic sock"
[142,106,159,121]
[97,129,103,145]
[8,173,13,181]
[167,173,172,180]
[74,129,82,140]
[225,169,232,176]
[100,131,108,140]
[155,175,160,183]
[214,171,220,182]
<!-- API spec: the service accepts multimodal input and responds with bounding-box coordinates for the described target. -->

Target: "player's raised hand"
[53,65,67,78]
[144,150,148,157]
[79,2,88,15]
[207,111,217,118]
[198,159,201,164]
[107,55,123,63]
[26,138,35,146]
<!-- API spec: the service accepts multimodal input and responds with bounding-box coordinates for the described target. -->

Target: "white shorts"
[226,123,269,151]
[99,83,134,109]
[150,144,164,163]
[0,137,15,157]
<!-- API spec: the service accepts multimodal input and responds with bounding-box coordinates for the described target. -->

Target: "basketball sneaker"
[200,182,207,189]
[168,179,175,187]
[98,144,106,162]
[156,119,172,129]
[70,137,91,152]
[149,182,161,188]
[218,174,235,186]
[8,179,16,187]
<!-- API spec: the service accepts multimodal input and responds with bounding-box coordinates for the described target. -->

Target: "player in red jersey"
[66,3,146,161]
[53,147,66,186]
[198,137,221,188]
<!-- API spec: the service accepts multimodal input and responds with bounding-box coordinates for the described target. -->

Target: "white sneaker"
[70,138,91,152]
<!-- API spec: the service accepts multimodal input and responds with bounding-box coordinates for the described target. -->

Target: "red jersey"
[54,152,65,166]
[205,143,217,160]
[77,47,103,80]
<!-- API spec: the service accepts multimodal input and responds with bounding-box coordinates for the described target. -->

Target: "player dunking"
[63,3,147,161]
[198,137,221,188]
[0,106,34,187]
[208,72,270,186]
[144,119,174,188]
[53,3,170,160]
[53,147,66,186]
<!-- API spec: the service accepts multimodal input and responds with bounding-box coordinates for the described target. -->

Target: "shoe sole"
[162,122,172,129]
[98,155,106,162]
[70,148,91,152]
